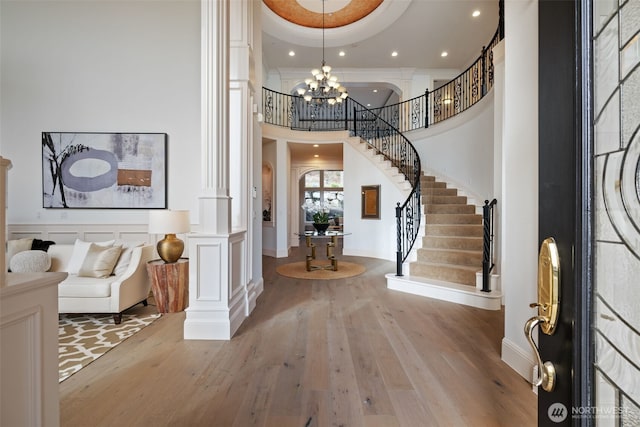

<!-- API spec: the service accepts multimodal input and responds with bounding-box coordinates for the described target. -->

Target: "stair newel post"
[425,89,430,128]
[395,202,404,276]
[481,199,498,292]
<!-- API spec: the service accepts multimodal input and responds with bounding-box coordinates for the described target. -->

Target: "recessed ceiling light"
[288,50,295,56]
[314,154,319,158]
[391,51,398,57]
[441,51,448,57]
[367,103,371,107]
[373,89,378,93]
[472,10,481,17]
[313,144,319,147]
[339,51,346,57]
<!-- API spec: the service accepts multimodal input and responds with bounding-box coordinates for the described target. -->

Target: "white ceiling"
[263,0,500,162]
[262,0,499,72]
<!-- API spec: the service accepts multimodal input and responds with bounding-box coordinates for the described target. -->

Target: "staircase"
[410,175,482,286]
[386,174,502,311]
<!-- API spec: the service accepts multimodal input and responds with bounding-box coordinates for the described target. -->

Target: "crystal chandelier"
[296,0,348,105]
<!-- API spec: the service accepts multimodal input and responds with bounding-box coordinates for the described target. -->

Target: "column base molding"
[184,231,256,340]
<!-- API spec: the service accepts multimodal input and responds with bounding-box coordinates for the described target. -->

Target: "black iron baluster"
[482,198,497,292]
[481,46,487,97]
[395,202,403,276]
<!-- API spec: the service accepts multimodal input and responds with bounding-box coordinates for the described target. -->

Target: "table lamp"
[148,210,190,263]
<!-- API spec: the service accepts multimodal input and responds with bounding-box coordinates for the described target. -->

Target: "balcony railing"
[354,26,503,133]
[264,25,501,135]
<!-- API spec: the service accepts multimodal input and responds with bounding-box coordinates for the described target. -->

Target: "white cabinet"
[1,273,67,427]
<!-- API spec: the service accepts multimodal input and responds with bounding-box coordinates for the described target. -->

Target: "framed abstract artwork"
[42,132,167,209]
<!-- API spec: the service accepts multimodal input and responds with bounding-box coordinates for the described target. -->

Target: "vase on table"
[313,223,329,235]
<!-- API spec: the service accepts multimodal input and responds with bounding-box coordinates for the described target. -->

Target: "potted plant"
[312,210,330,234]
[302,201,331,235]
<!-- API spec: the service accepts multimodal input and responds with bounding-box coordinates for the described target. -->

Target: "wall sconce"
[148,210,190,263]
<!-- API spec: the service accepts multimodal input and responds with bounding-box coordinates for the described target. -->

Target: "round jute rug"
[276,260,365,280]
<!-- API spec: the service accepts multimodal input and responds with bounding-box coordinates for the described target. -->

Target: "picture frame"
[42,132,167,209]
[361,185,380,219]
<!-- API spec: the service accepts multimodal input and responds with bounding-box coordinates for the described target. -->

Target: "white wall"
[261,125,404,261]
[342,143,405,261]
[500,0,539,380]
[262,140,277,256]
[0,0,201,225]
[409,93,495,204]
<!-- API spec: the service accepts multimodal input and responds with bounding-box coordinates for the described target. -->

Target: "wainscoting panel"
[8,224,153,245]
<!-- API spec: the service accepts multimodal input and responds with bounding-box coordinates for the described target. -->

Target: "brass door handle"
[524,315,556,392]
[523,237,561,393]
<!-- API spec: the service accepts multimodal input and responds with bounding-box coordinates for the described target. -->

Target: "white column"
[185,0,262,340]
[185,0,239,340]
[199,0,231,235]
[229,0,263,316]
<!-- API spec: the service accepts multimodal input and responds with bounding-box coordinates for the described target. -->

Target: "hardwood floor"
[59,243,537,426]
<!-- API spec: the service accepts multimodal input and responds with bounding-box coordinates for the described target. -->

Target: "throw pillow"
[112,241,144,276]
[31,239,56,251]
[78,243,123,278]
[6,238,34,271]
[9,250,51,273]
[67,239,115,275]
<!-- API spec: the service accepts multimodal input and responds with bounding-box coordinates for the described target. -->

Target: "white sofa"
[48,243,155,324]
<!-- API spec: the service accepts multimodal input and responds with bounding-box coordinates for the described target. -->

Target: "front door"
[537,1,590,425]
[537,0,640,425]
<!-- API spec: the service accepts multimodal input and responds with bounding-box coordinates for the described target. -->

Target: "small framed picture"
[361,185,380,219]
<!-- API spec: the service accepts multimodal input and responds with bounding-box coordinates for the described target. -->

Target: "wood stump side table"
[146,258,189,313]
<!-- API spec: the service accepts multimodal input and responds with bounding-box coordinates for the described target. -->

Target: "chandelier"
[296,0,348,105]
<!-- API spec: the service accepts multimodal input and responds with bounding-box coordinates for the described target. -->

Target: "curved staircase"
[386,174,502,310]
[411,175,482,286]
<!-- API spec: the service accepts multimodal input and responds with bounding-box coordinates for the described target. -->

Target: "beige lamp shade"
[148,210,190,263]
[148,210,190,235]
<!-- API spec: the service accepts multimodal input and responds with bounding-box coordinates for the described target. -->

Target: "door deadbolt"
[524,237,560,392]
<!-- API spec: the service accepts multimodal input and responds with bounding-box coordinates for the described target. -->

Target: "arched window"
[301,170,343,223]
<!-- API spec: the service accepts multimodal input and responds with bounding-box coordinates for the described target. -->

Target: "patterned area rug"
[58,313,160,382]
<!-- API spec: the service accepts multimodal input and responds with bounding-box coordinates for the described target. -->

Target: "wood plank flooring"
[59,243,536,426]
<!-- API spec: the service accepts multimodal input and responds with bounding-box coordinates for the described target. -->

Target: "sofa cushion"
[67,239,116,275]
[113,241,145,276]
[9,250,51,273]
[78,243,122,278]
[58,275,115,298]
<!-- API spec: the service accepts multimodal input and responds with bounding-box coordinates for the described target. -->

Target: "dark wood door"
[538,1,592,425]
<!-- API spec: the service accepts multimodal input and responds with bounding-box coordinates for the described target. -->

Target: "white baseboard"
[246,278,264,314]
[262,248,277,257]
[386,273,502,310]
[501,337,535,383]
